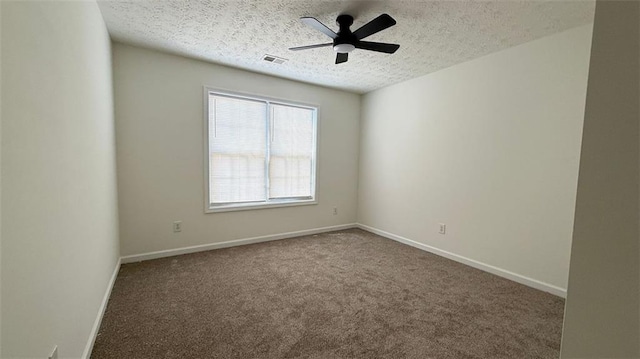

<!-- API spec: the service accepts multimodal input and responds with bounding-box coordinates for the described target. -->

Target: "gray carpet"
[91,229,564,359]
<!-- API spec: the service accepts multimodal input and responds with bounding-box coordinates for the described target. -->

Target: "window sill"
[206,199,317,213]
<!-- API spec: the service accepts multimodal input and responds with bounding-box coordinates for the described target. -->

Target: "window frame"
[203,87,319,213]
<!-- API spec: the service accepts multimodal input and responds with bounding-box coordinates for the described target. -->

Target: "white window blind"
[207,91,317,211]
[269,104,314,199]
[209,95,267,204]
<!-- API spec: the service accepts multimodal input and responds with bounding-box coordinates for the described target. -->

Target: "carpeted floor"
[91,229,564,359]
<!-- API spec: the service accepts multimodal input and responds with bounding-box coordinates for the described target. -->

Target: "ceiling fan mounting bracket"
[336,14,354,29]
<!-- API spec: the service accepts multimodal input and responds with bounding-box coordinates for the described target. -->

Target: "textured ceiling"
[97,0,595,94]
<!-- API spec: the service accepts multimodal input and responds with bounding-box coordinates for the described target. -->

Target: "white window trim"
[203,87,319,213]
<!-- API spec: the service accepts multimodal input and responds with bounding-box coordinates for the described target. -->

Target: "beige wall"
[113,44,360,257]
[358,25,593,294]
[560,1,640,357]
[0,1,3,354]
[1,1,120,358]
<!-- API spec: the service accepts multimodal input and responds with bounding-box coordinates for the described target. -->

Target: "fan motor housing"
[333,14,357,52]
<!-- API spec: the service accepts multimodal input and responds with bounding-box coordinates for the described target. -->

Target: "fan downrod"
[336,14,354,30]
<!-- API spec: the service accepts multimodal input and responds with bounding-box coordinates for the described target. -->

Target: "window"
[204,89,317,212]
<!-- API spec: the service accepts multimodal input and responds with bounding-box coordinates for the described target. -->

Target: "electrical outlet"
[173,221,182,233]
[333,207,338,215]
[439,223,446,235]
[49,346,58,359]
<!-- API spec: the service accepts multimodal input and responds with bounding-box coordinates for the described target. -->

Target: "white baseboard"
[121,223,358,264]
[82,257,121,359]
[356,223,567,298]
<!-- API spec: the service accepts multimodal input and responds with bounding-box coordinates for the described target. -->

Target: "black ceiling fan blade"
[352,14,396,40]
[289,43,333,51]
[336,53,348,64]
[300,17,338,39]
[355,41,400,54]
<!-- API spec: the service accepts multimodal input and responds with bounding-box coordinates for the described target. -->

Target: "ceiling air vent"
[262,54,287,64]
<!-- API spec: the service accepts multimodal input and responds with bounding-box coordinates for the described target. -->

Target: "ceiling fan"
[289,14,400,64]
